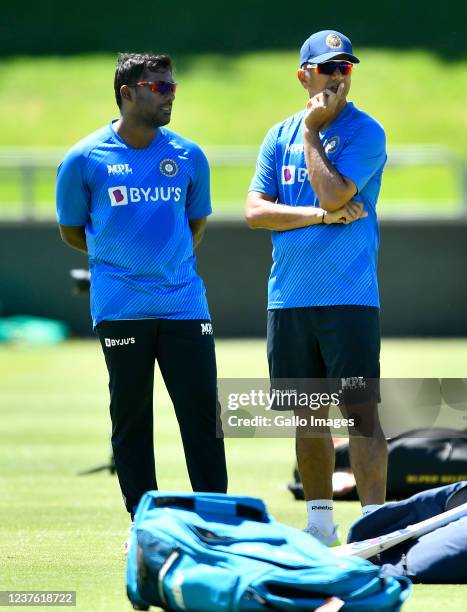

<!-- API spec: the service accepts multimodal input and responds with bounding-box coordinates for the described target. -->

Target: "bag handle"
[134,492,268,525]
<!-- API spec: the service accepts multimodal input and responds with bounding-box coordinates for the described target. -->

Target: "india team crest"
[324,136,340,155]
[160,159,179,177]
[326,33,343,49]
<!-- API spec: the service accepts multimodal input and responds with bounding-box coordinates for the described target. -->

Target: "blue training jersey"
[56,122,211,327]
[249,102,386,309]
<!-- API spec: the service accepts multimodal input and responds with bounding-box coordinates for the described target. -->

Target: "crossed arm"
[245,130,363,231]
[245,193,366,231]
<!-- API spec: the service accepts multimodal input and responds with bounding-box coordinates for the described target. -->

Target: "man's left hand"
[304,82,345,131]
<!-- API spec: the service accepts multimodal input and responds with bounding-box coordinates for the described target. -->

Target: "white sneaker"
[303,524,341,547]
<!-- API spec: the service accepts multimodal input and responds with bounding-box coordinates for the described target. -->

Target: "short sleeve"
[248,124,279,199]
[336,122,386,193]
[56,149,90,226]
[186,147,212,219]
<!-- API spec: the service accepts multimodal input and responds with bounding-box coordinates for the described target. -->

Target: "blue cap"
[299,30,360,66]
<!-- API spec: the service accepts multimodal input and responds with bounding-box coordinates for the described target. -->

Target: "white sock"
[362,504,382,516]
[306,499,334,535]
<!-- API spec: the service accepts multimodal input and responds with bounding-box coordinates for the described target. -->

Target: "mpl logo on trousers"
[104,337,135,347]
[201,323,213,335]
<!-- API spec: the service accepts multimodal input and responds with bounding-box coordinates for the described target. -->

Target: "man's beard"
[140,110,171,129]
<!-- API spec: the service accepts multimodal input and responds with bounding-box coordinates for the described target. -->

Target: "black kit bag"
[288,428,467,501]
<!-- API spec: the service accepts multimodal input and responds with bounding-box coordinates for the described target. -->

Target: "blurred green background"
[0,50,466,217]
[1,0,466,218]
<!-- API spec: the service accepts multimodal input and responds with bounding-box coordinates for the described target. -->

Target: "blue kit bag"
[127,492,411,611]
[347,481,467,583]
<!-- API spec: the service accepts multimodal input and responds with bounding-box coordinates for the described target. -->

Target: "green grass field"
[0,51,466,217]
[1,338,466,610]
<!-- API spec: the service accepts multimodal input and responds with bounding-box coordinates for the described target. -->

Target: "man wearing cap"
[245,30,388,545]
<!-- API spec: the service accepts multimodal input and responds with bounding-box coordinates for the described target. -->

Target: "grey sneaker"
[303,524,341,547]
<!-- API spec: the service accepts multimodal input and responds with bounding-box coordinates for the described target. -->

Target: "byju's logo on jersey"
[282,165,296,185]
[281,166,308,185]
[108,185,182,206]
[108,186,128,206]
[201,323,213,335]
[160,159,179,177]
[107,163,133,176]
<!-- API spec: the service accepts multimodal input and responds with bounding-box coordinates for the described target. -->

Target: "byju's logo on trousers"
[104,337,135,347]
[201,323,213,335]
[108,186,128,206]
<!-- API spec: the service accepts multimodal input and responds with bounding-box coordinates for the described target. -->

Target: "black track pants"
[96,318,227,515]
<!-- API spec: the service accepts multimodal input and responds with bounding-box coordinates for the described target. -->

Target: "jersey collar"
[109,120,164,149]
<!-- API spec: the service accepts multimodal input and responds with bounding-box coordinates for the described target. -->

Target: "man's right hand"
[324,200,367,225]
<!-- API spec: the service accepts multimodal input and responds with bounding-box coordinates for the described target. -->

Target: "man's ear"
[120,84,133,104]
[297,68,310,88]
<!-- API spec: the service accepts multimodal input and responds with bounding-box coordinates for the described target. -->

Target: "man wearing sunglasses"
[245,30,387,545]
[56,53,227,524]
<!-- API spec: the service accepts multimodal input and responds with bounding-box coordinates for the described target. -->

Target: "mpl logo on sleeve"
[108,186,128,206]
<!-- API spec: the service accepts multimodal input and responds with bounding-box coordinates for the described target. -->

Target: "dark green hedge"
[1,0,465,57]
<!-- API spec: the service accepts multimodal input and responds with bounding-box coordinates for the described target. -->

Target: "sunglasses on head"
[127,81,177,95]
[305,62,353,76]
